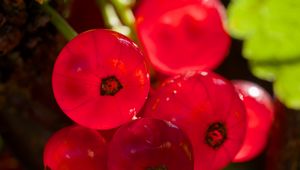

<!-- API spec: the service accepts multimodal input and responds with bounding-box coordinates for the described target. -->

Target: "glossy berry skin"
[135,0,231,75]
[52,29,150,129]
[232,80,274,162]
[108,118,194,170]
[43,125,107,170]
[143,71,247,170]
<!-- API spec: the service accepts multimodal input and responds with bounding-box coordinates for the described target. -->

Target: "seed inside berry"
[100,75,123,96]
[205,122,227,149]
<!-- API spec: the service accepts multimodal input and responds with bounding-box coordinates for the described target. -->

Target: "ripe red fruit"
[232,80,274,162]
[43,125,107,170]
[135,0,231,75]
[108,118,194,170]
[52,29,150,130]
[143,71,246,170]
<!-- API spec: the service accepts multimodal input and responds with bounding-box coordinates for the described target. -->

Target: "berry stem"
[110,0,138,41]
[41,3,78,41]
[96,0,138,42]
[96,0,131,37]
[110,0,135,27]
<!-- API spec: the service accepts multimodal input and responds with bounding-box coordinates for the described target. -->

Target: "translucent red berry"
[108,118,194,170]
[143,71,247,170]
[135,0,231,75]
[232,80,274,162]
[43,125,107,170]
[52,29,150,129]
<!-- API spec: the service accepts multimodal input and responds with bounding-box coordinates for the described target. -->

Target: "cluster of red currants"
[44,0,275,170]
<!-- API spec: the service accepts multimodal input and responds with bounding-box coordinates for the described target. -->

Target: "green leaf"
[228,0,300,109]
[249,61,278,82]
[228,0,300,61]
[274,62,300,109]
[227,0,262,38]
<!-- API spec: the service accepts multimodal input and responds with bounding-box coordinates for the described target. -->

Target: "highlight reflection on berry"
[52,29,150,130]
[43,126,107,170]
[136,0,231,75]
[144,71,247,170]
[232,80,274,162]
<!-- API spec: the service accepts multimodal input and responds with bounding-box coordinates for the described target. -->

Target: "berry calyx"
[144,71,247,170]
[100,75,123,96]
[52,29,150,129]
[205,122,227,149]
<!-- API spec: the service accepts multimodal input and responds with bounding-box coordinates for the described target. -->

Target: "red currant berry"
[108,118,194,170]
[232,80,274,162]
[43,125,107,170]
[52,29,150,129]
[135,0,231,75]
[143,71,247,170]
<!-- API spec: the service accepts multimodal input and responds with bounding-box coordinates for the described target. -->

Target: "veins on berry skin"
[100,75,123,96]
[146,165,168,170]
[205,122,227,149]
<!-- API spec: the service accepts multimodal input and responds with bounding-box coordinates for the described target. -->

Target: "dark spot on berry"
[146,164,168,170]
[100,75,123,96]
[205,122,227,149]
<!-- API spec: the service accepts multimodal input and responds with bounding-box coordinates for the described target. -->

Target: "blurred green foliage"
[228,0,300,109]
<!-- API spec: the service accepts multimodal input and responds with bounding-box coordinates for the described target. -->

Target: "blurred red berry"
[232,80,274,162]
[108,118,194,170]
[52,29,150,129]
[135,0,231,75]
[43,125,107,170]
[144,71,246,170]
